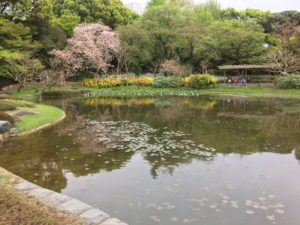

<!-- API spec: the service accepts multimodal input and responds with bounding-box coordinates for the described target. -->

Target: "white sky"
[122,0,300,12]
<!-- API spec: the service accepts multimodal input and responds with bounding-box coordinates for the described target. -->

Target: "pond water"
[1,96,300,225]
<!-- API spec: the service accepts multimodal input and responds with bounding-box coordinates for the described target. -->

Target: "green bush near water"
[277,75,300,89]
[186,74,218,89]
[153,76,182,88]
[0,99,34,111]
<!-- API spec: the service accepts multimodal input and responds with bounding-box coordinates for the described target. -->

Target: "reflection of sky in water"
[1,96,300,225]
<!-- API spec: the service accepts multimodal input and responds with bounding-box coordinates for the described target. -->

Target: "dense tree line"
[117,0,300,74]
[0,0,137,84]
[1,0,300,85]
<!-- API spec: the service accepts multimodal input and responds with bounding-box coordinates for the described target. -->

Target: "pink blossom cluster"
[159,60,191,76]
[51,23,120,76]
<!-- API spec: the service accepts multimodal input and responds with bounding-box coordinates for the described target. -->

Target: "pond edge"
[14,110,66,136]
[0,167,128,225]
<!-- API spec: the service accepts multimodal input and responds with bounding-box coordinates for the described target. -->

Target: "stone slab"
[59,199,93,215]
[99,218,128,225]
[39,192,72,207]
[15,182,39,191]
[28,188,55,199]
[80,208,110,225]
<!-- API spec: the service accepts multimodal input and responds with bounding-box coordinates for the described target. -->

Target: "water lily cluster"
[85,120,217,161]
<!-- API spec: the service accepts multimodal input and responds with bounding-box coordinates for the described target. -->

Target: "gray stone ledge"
[11,179,128,225]
[58,199,93,215]
[80,208,110,225]
[99,218,128,225]
[15,182,39,191]
[28,187,55,199]
[39,192,72,207]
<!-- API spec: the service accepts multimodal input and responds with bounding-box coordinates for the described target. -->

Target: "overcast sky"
[122,0,300,12]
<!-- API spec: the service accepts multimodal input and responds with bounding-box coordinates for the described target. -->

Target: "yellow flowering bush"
[126,77,153,86]
[82,77,123,88]
[82,76,154,88]
[185,74,218,89]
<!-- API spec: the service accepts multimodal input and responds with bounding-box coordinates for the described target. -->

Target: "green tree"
[0,18,43,84]
[53,0,139,29]
[195,20,267,66]
[141,4,190,71]
[117,24,153,74]
[195,0,221,20]
[53,9,80,36]
[147,0,194,9]
[275,11,300,27]
[222,8,276,33]
[1,0,54,21]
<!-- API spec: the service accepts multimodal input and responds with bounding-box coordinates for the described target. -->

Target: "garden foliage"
[83,76,154,88]
[152,76,182,88]
[277,75,300,89]
[185,74,218,89]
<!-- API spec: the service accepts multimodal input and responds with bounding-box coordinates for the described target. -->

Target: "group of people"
[225,76,250,85]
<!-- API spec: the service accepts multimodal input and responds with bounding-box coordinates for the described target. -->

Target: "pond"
[1,96,300,225]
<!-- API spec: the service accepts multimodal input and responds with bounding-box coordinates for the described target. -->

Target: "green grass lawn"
[15,104,65,133]
[11,84,300,99]
[83,86,300,99]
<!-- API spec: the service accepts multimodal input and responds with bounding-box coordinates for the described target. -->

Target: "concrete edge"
[0,167,128,225]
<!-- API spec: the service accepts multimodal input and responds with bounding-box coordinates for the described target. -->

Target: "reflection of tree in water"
[1,96,300,188]
[74,96,300,177]
[57,147,134,177]
[51,113,135,177]
[0,135,67,192]
[61,116,218,179]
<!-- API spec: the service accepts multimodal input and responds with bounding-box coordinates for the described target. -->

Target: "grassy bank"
[0,98,65,134]
[14,104,65,134]
[84,86,300,99]
[10,85,300,100]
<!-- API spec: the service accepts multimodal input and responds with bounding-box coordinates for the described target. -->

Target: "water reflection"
[1,96,300,225]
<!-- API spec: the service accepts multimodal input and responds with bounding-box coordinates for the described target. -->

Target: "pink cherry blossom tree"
[51,23,120,80]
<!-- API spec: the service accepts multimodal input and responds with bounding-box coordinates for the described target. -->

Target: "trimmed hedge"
[153,76,182,88]
[277,75,300,89]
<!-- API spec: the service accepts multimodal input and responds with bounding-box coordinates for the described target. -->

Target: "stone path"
[14,179,128,225]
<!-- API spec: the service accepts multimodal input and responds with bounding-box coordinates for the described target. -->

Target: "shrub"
[0,99,34,111]
[186,74,218,89]
[0,101,17,111]
[82,76,154,88]
[159,60,191,77]
[126,77,153,86]
[0,111,15,124]
[276,75,300,89]
[82,77,123,88]
[153,76,182,88]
